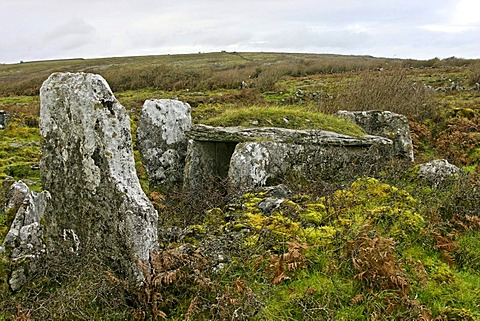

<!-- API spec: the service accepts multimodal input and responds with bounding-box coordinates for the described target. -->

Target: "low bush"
[334,69,437,120]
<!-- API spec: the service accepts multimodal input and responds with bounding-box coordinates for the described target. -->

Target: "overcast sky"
[1,0,479,64]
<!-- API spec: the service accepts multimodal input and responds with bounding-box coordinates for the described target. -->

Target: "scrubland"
[1,52,480,320]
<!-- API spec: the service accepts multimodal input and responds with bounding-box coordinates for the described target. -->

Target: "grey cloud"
[0,0,478,63]
[43,18,96,41]
[40,18,97,52]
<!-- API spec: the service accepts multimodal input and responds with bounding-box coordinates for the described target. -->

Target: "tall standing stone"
[40,72,158,282]
[137,99,191,187]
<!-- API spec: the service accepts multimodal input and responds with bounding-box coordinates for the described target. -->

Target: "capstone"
[137,99,191,187]
[39,72,158,283]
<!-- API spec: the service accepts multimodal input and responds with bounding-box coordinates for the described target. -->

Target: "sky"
[1,0,479,64]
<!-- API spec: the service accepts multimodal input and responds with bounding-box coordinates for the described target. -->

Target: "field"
[1,52,480,320]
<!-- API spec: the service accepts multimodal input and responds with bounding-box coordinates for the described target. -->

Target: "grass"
[202,105,366,136]
[0,118,41,190]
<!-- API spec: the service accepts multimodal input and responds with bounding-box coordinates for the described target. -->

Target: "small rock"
[258,184,292,215]
[2,181,50,291]
[0,110,9,129]
[418,159,461,186]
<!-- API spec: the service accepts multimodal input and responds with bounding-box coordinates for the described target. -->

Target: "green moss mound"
[202,106,366,137]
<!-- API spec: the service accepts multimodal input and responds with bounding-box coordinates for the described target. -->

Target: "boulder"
[0,110,9,129]
[257,184,292,215]
[418,159,461,186]
[335,110,414,161]
[184,124,393,191]
[1,181,50,291]
[40,72,158,283]
[137,99,191,187]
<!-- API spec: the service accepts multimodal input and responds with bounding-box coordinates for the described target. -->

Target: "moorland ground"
[1,52,480,320]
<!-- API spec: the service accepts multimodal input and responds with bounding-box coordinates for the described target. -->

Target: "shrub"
[335,69,436,120]
[467,62,480,86]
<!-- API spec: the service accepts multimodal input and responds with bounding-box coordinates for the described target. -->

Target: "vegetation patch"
[202,105,366,136]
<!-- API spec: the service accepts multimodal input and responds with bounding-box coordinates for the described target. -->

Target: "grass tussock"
[202,106,366,137]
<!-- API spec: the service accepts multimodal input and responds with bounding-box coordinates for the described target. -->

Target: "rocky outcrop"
[335,110,414,161]
[39,72,158,283]
[137,99,191,187]
[184,124,393,191]
[418,159,461,186]
[0,110,9,129]
[1,181,50,291]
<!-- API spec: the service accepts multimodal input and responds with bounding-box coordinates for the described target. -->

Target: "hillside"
[1,52,480,320]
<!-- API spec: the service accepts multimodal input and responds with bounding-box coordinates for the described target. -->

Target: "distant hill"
[0,51,477,96]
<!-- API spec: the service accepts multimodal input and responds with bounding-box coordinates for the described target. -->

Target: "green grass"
[0,120,41,190]
[202,105,366,136]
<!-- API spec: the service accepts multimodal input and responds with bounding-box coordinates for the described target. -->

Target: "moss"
[327,177,424,242]
[202,208,226,230]
[300,226,338,245]
[299,203,327,225]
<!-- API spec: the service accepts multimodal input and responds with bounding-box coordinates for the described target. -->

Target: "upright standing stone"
[137,99,191,187]
[40,72,158,283]
[1,181,50,291]
[335,110,414,161]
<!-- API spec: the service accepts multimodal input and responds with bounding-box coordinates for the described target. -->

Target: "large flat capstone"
[40,72,158,283]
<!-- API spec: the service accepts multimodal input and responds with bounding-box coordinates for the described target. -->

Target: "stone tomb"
[137,102,414,192]
[183,124,395,192]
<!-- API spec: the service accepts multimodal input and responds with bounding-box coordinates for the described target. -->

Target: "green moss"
[201,106,366,137]
[327,177,424,242]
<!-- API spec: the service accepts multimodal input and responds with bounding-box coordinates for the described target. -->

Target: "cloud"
[43,17,96,41]
[39,18,97,52]
[0,0,479,63]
